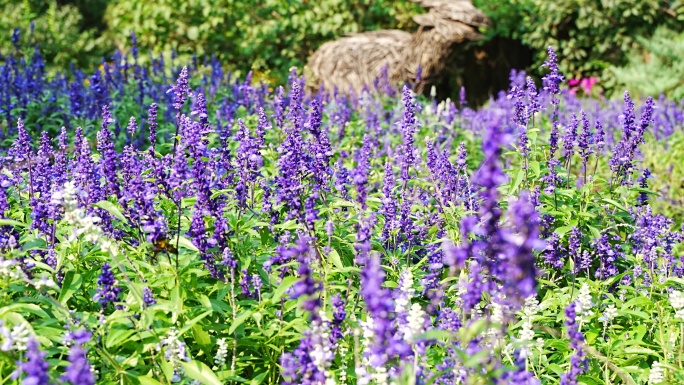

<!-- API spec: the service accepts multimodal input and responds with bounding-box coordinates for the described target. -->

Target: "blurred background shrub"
[0,0,682,101]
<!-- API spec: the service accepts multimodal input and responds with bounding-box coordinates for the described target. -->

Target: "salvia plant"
[0,32,684,385]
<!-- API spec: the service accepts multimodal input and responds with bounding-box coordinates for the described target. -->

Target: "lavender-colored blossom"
[93,263,121,308]
[610,93,654,183]
[509,84,527,128]
[12,338,51,385]
[504,192,543,300]
[255,107,269,149]
[147,103,159,151]
[637,168,651,206]
[562,114,578,160]
[234,119,261,206]
[126,116,137,138]
[542,46,564,99]
[459,86,467,107]
[577,110,593,170]
[352,135,371,207]
[333,157,350,198]
[192,92,209,130]
[399,85,417,181]
[275,81,307,219]
[61,330,95,385]
[380,162,397,241]
[240,269,252,296]
[568,227,583,272]
[542,47,564,193]
[11,27,20,51]
[361,253,409,368]
[253,274,263,299]
[454,119,541,310]
[9,118,32,165]
[168,66,192,111]
[526,76,541,119]
[330,294,346,346]
[290,237,321,312]
[594,119,605,155]
[560,302,587,385]
[97,105,120,199]
[187,205,220,278]
[304,192,319,229]
[593,234,624,279]
[305,100,333,190]
[143,287,156,307]
[273,86,286,129]
[629,206,683,274]
[53,127,68,186]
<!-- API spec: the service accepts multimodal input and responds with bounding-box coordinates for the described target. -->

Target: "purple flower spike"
[560,302,587,385]
[147,103,159,151]
[399,85,417,181]
[542,46,564,99]
[12,338,51,385]
[168,66,192,111]
[93,263,121,308]
[61,330,95,385]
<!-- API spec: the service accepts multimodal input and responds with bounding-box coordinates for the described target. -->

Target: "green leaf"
[0,219,26,228]
[621,296,653,309]
[178,310,212,336]
[587,225,601,239]
[136,376,163,385]
[177,236,199,252]
[58,272,82,305]
[623,346,660,356]
[508,169,525,195]
[268,276,298,304]
[327,249,344,270]
[601,198,628,212]
[192,325,212,347]
[250,371,268,385]
[106,328,137,349]
[229,310,254,334]
[414,329,454,341]
[554,226,574,237]
[187,26,200,41]
[252,311,262,328]
[0,304,49,319]
[94,200,127,223]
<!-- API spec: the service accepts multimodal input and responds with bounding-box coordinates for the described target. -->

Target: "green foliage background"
[1,0,683,98]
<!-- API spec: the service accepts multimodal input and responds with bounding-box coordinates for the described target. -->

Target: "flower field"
[1,36,684,385]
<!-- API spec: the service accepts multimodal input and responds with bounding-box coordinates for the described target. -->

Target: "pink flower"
[568,77,598,95]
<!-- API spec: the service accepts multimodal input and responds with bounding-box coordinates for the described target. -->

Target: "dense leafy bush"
[611,26,684,100]
[475,0,683,94]
[0,0,420,85]
[3,0,683,99]
[1,39,684,384]
[0,0,103,69]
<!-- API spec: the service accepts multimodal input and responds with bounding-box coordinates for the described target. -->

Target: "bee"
[150,236,178,262]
